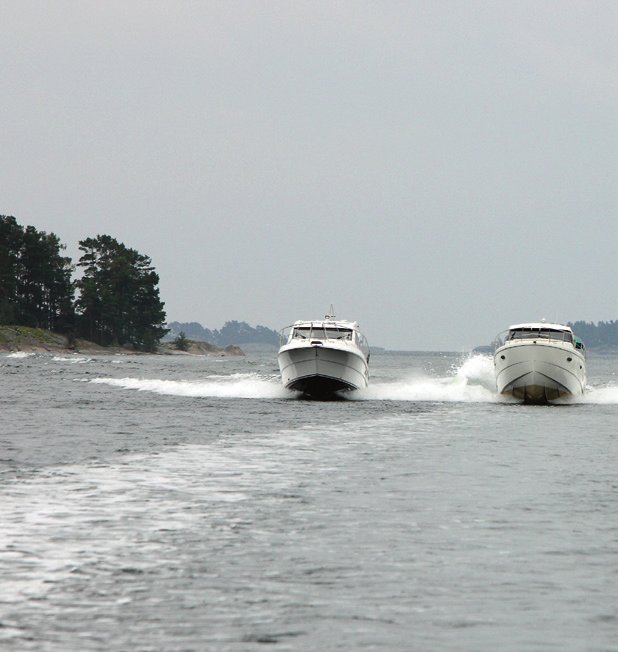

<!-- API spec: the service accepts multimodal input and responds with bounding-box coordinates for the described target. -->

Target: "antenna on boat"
[325,304,335,320]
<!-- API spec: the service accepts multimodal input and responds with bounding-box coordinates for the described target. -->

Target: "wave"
[90,355,501,403]
[5,351,35,359]
[573,385,618,405]
[357,354,499,403]
[52,355,93,364]
[91,375,291,399]
[89,354,617,404]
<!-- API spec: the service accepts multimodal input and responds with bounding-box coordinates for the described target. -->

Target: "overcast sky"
[2,1,616,350]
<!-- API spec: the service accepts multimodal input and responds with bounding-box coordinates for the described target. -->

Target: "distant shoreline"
[0,326,243,356]
[1,326,615,357]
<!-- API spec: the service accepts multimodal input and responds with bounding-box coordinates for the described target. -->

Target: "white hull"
[494,341,586,403]
[278,343,369,398]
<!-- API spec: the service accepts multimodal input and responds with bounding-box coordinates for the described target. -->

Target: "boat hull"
[278,344,369,399]
[494,341,586,404]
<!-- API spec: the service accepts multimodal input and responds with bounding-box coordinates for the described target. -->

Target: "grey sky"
[2,1,616,350]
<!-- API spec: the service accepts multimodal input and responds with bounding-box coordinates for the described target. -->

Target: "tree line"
[567,320,618,349]
[1,215,167,351]
[166,320,279,347]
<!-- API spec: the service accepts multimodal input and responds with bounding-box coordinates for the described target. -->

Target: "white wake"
[91,375,291,399]
[89,354,617,404]
[357,354,500,402]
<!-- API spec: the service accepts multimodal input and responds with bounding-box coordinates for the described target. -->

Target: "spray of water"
[357,354,500,402]
[573,385,618,405]
[4,350,615,403]
[91,374,291,399]
[89,355,503,403]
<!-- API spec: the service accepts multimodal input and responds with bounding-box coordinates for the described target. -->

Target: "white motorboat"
[278,312,370,399]
[493,321,586,403]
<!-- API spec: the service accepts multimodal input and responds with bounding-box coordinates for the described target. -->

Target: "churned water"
[0,350,616,651]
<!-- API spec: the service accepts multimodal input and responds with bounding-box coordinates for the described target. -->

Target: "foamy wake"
[574,385,618,405]
[90,354,617,404]
[357,354,500,402]
[91,375,291,399]
[90,355,501,403]
[52,355,93,364]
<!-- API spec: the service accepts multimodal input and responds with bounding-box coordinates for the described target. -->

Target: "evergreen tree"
[0,215,21,324]
[0,215,74,330]
[173,331,190,351]
[213,320,279,346]
[568,320,618,348]
[75,235,167,351]
[166,320,279,347]
[166,321,216,343]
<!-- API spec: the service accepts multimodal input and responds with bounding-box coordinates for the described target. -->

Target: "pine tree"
[0,215,74,330]
[173,331,191,351]
[0,215,21,324]
[75,235,168,351]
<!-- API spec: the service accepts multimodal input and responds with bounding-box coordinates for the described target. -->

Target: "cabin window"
[325,329,352,340]
[292,327,352,340]
[508,329,573,343]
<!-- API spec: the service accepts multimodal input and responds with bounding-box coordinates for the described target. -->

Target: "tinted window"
[508,329,572,342]
[293,327,352,340]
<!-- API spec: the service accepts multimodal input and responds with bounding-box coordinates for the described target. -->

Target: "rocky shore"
[0,326,244,356]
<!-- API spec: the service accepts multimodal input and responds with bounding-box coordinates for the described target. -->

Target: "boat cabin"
[279,320,370,358]
[494,322,585,353]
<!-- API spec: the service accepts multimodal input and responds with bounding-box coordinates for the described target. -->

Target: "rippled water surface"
[1,350,616,651]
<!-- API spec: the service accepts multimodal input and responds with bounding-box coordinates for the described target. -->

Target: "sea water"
[0,350,616,652]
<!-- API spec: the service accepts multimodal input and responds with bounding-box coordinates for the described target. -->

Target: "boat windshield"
[293,327,353,340]
[507,328,573,344]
